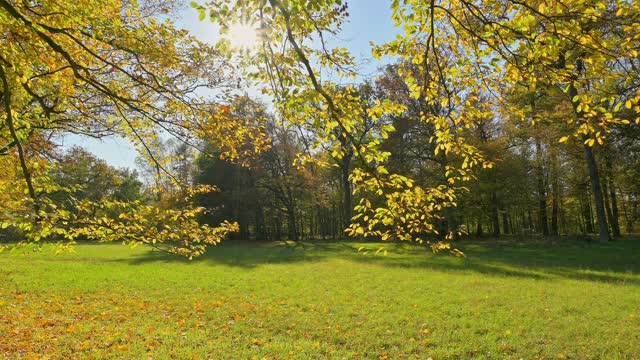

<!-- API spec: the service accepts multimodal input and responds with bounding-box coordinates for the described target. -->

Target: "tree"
[194,97,272,241]
[198,0,639,245]
[0,0,272,256]
[49,147,143,207]
[195,100,333,242]
[292,81,382,232]
[374,0,640,242]
[197,0,484,254]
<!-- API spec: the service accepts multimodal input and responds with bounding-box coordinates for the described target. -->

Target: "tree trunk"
[577,197,585,233]
[297,209,304,240]
[275,217,282,240]
[333,204,339,239]
[568,79,609,243]
[621,194,633,233]
[583,186,594,233]
[287,207,299,241]
[609,185,621,237]
[551,194,559,236]
[491,191,500,237]
[340,160,352,231]
[605,155,621,237]
[501,209,510,235]
[535,139,550,236]
[1,67,41,217]
[550,149,560,236]
[476,217,483,237]
[630,201,637,234]
[582,139,609,242]
[603,177,614,236]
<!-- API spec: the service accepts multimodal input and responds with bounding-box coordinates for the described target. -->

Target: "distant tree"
[48,147,145,206]
[113,169,144,203]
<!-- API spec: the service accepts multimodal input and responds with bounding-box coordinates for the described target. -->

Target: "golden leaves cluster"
[1,0,270,255]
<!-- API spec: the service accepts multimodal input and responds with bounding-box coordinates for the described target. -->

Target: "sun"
[227,23,259,50]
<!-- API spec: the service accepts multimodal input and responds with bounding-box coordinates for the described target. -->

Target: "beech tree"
[0,0,269,256]
[196,0,482,254]
[196,0,639,244]
[386,0,640,242]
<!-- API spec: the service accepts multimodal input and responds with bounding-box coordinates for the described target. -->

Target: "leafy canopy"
[194,0,639,246]
[0,0,272,256]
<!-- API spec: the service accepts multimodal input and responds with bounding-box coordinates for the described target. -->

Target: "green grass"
[1,239,639,359]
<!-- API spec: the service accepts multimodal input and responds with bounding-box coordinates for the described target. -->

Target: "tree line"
[2,0,639,254]
[187,64,639,242]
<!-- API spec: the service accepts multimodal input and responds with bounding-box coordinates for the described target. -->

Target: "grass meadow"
[1,239,639,359]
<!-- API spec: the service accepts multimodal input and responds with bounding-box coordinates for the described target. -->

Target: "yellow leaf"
[538,3,546,13]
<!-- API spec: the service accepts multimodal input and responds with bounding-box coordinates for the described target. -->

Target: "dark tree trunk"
[535,139,550,236]
[318,208,327,240]
[331,204,338,240]
[515,212,523,234]
[581,186,595,234]
[297,210,303,240]
[610,185,621,237]
[501,209,510,235]
[568,78,608,242]
[603,176,614,236]
[634,202,639,233]
[621,194,633,233]
[275,218,282,240]
[577,198,586,233]
[605,156,621,237]
[582,139,609,242]
[491,191,500,237]
[287,207,299,241]
[560,201,567,235]
[550,149,560,236]
[551,193,559,236]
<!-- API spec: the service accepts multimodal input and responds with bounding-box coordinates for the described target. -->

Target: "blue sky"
[65,1,398,170]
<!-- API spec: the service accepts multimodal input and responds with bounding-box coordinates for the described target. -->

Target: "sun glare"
[227,23,259,50]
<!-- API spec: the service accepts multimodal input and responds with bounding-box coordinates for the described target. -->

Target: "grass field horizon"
[1,238,639,359]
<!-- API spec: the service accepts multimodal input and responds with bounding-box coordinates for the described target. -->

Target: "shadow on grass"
[350,239,640,285]
[123,237,640,285]
[124,240,330,268]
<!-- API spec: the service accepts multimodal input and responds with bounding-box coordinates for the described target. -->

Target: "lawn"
[1,239,639,359]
